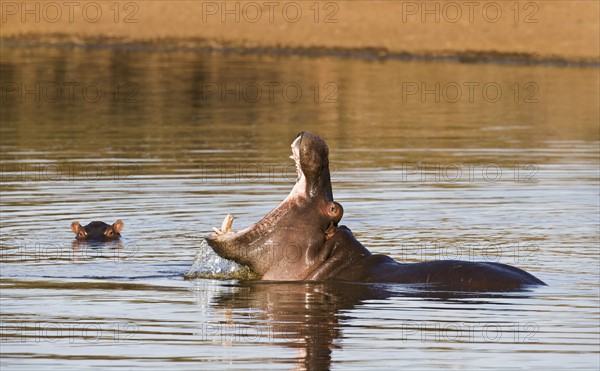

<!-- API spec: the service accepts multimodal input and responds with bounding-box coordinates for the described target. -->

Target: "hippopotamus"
[205,132,546,291]
[71,220,124,241]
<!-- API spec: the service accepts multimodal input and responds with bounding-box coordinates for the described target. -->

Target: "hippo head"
[206,132,343,279]
[71,220,124,241]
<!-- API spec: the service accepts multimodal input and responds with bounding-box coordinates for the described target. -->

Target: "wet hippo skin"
[206,132,546,291]
[71,220,124,241]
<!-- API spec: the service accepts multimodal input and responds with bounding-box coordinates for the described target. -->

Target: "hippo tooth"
[221,214,235,234]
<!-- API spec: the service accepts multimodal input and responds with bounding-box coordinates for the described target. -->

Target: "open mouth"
[210,133,306,239]
[290,134,302,181]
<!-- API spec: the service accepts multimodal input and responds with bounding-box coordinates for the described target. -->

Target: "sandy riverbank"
[1,1,599,64]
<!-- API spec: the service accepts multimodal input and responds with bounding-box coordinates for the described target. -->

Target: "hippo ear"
[71,221,82,234]
[113,220,124,233]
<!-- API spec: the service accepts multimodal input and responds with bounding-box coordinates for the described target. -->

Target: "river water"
[1,47,598,370]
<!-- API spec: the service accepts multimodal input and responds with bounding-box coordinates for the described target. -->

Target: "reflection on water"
[1,46,599,370]
[209,281,548,370]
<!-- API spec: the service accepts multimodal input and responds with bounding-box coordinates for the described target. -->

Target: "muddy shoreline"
[2,34,598,67]
[2,1,598,67]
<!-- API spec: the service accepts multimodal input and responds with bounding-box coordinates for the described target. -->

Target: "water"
[1,47,599,370]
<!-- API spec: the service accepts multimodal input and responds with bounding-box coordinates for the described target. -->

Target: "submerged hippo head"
[206,132,343,279]
[71,220,124,241]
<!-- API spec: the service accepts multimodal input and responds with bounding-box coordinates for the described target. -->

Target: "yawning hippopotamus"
[205,132,545,291]
[71,220,124,241]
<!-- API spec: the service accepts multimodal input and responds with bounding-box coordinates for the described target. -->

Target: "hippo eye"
[78,231,86,238]
[105,230,113,237]
[327,201,343,223]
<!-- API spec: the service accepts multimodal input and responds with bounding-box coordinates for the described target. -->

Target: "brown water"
[1,47,599,370]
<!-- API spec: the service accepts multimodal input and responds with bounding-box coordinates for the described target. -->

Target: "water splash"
[185,239,259,280]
